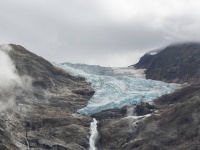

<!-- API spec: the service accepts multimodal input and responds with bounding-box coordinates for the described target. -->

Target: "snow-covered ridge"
[54,63,180,115]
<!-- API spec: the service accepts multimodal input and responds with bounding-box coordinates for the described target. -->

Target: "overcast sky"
[0,0,200,67]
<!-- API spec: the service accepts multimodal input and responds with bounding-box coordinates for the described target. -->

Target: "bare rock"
[134,42,200,84]
[0,44,94,149]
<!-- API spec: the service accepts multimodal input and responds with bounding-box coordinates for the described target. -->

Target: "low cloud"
[0,45,21,89]
[0,45,32,112]
[0,1,200,66]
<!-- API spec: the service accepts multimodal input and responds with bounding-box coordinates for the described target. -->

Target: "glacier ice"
[61,62,114,76]
[54,63,180,115]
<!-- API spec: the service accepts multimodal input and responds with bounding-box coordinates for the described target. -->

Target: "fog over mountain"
[1,1,200,149]
[1,0,200,66]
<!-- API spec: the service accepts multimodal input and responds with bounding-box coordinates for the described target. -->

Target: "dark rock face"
[95,85,200,150]
[0,44,94,149]
[135,43,200,84]
[134,53,158,69]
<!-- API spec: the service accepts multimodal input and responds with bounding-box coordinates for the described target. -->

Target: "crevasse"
[54,63,180,115]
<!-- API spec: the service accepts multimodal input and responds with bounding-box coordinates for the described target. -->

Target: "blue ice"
[54,63,180,115]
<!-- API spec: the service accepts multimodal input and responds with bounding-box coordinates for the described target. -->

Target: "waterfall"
[89,118,99,150]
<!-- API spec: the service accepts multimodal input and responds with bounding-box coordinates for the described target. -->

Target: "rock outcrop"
[134,43,200,84]
[0,44,94,150]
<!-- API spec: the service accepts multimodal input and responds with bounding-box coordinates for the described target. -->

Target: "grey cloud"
[0,0,200,66]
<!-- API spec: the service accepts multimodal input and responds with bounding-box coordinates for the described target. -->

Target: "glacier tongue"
[54,63,180,115]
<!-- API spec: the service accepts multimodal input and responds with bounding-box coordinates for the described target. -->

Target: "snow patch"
[145,49,163,55]
[149,52,157,55]
[125,114,151,120]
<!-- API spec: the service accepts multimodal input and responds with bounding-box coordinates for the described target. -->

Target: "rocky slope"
[91,43,200,150]
[1,43,200,150]
[0,44,94,150]
[134,43,200,84]
[92,84,200,150]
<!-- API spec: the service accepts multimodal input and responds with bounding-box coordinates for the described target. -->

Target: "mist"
[0,45,32,112]
[0,45,21,89]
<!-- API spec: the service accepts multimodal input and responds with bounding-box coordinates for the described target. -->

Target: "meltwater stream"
[89,118,99,150]
[54,63,180,115]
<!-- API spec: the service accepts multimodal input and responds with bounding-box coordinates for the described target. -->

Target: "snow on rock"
[149,52,157,55]
[54,63,181,115]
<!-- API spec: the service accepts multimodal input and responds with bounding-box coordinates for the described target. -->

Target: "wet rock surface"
[0,44,94,150]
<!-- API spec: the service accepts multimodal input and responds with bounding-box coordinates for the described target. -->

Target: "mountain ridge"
[0,43,200,150]
[134,42,200,84]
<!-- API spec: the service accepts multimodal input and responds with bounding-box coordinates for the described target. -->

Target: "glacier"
[54,63,181,115]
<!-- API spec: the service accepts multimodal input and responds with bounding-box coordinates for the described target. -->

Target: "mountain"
[133,49,163,69]
[134,43,200,84]
[0,44,94,150]
[0,43,200,150]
